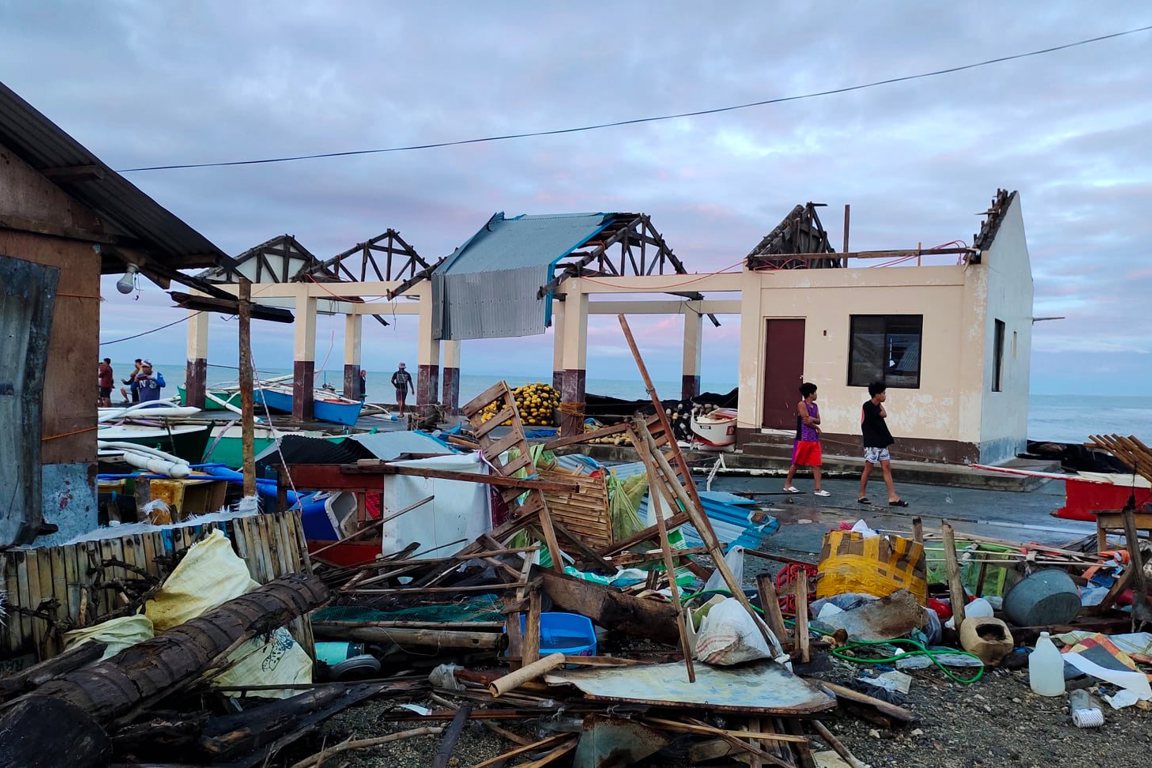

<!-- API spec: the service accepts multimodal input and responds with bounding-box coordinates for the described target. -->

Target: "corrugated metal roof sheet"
[437,212,611,275]
[0,81,230,272]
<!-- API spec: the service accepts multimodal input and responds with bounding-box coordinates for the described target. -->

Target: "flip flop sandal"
[857,497,872,505]
[889,499,909,507]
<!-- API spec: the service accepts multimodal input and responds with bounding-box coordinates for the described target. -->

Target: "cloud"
[4,3,1151,393]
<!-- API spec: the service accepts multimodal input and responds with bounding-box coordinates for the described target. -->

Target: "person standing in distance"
[858,381,907,507]
[783,382,829,497]
[391,362,413,416]
[358,369,368,402]
[135,361,166,403]
[98,358,114,407]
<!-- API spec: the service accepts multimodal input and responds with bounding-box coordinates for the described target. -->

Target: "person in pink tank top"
[784,382,829,497]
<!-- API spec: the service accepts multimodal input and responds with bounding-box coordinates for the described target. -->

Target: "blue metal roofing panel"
[438,212,611,275]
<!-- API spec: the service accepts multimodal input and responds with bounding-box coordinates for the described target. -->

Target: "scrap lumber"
[432,704,473,768]
[20,574,329,724]
[534,566,681,645]
[633,421,779,651]
[757,574,792,653]
[815,680,919,726]
[632,422,696,681]
[812,720,866,768]
[308,494,434,559]
[471,733,574,768]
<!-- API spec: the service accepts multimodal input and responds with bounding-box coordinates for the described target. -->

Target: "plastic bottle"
[1028,631,1066,696]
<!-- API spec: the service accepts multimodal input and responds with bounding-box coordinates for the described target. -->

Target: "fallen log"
[0,640,106,700]
[534,566,680,645]
[20,575,329,725]
[0,696,111,768]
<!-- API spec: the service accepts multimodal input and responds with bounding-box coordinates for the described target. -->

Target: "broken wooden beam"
[534,566,681,645]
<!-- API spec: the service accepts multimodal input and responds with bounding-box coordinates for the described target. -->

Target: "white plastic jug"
[1028,631,1066,697]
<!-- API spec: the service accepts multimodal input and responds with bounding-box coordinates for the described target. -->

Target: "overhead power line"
[119,24,1152,173]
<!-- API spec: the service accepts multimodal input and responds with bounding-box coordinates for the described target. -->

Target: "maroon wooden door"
[762,319,806,429]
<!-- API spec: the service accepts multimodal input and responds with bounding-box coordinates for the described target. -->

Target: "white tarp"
[381,452,492,558]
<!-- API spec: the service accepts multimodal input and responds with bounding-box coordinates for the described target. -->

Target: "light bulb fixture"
[116,264,138,295]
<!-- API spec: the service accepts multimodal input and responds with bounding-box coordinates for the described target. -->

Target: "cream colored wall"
[977,195,1033,462]
[737,265,979,444]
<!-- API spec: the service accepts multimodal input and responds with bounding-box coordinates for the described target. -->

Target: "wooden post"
[756,574,790,653]
[911,516,923,544]
[523,584,542,666]
[942,521,966,630]
[793,575,810,664]
[238,279,256,498]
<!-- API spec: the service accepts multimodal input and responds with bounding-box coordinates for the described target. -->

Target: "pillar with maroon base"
[416,283,440,415]
[682,304,702,400]
[558,284,588,437]
[551,298,565,392]
[442,339,461,414]
[342,313,363,401]
[292,290,317,421]
[184,309,209,409]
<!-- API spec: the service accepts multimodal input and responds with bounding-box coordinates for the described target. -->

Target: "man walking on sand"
[858,381,908,507]
[784,382,829,497]
[391,362,413,416]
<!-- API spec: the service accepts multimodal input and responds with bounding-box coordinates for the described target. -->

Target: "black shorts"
[395,388,409,400]
[99,387,112,397]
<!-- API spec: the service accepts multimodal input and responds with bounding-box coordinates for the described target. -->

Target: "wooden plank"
[756,574,790,653]
[522,585,541,666]
[942,521,966,630]
[473,407,517,438]
[49,547,67,657]
[25,551,43,658]
[793,575,810,664]
[3,554,20,653]
[461,381,510,418]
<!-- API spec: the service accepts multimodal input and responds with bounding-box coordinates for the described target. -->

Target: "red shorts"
[792,440,822,467]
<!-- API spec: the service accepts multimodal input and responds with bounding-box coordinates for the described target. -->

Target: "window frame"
[847,314,924,389]
[992,319,1006,392]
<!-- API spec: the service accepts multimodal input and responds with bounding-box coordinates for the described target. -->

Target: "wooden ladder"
[460,381,564,572]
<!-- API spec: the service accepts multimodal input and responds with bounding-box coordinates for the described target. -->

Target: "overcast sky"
[2,2,1149,395]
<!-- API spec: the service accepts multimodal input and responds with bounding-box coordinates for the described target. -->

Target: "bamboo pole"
[487,653,566,698]
[238,279,255,497]
[632,424,695,682]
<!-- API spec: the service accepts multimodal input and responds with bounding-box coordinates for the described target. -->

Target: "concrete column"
[442,339,461,414]
[184,308,209,409]
[415,283,440,411]
[736,278,765,442]
[558,282,588,436]
[292,289,317,421]
[342,313,363,400]
[551,298,566,391]
[681,304,703,400]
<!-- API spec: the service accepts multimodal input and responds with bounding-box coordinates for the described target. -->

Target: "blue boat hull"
[255,388,363,426]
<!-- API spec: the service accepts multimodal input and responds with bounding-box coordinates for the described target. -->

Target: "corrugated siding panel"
[433,266,548,340]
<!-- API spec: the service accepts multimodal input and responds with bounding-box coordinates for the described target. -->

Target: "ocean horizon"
[106,360,1152,445]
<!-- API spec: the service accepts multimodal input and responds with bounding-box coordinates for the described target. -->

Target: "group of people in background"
[356,362,414,415]
[98,358,165,406]
[783,380,907,506]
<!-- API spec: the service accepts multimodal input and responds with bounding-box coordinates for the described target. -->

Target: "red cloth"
[792,440,822,467]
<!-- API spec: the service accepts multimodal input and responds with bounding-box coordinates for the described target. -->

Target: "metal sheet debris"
[548,660,836,715]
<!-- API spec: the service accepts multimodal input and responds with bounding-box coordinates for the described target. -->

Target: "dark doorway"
[762,319,805,429]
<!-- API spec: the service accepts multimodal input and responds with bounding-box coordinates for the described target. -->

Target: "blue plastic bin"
[520,612,597,657]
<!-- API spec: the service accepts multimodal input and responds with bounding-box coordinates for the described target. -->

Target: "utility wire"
[118,25,1152,173]
[100,311,200,345]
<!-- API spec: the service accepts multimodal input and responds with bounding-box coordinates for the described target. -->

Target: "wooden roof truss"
[745,203,842,271]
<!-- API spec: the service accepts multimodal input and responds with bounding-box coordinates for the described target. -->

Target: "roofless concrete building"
[193,190,1031,467]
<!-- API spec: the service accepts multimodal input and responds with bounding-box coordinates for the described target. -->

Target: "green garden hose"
[830,638,984,685]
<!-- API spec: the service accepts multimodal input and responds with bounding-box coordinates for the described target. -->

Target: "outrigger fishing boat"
[255,385,365,426]
[689,407,738,450]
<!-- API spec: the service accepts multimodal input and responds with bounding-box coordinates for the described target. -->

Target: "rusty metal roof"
[0,80,232,273]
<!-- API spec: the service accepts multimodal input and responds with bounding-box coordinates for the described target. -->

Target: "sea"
[107,360,1152,444]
